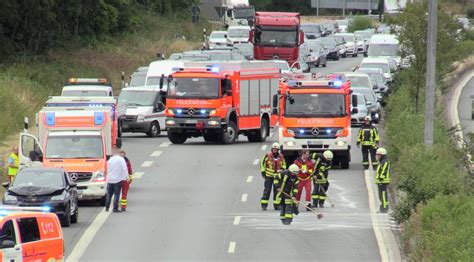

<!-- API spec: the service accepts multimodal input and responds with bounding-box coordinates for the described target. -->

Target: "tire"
[203,133,219,142]
[168,132,187,144]
[255,118,269,143]
[71,199,78,224]
[247,133,258,142]
[340,156,350,169]
[147,121,160,137]
[342,53,347,58]
[221,121,237,144]
[335,54,340,61]
[364,52,368,57]
[61,205,71,227]
[315,62,319,68]
[322,63,327,67]
[353,52,358,57]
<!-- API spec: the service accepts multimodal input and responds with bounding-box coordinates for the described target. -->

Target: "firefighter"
[375,147,390,213]
[294,150,314,211]
[357,116,380,170]
[274,164,300,225]
[260,142,287,211]
[311,150,333,208]
[7,146,19,183]
[120,150,133,211]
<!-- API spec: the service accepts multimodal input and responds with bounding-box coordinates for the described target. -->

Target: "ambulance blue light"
[210,66,220,73]
[94,112,104,125]
[333,80,343,87]
[176,109,183,114]
[200,109,206,114]
[299,129,305,134]
[41,206,51,212]
[326,129,332,134]
[46,112,55,126]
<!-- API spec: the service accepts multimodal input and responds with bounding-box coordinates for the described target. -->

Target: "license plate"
[185,119,197,124]
[308,140,323,145]
[77,190,83,199]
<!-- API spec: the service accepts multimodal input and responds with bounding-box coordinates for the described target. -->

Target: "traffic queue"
[1,13,400,259]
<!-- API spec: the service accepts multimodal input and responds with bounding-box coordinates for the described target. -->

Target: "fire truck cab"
[165,61,280,144]
[275,78,357,169]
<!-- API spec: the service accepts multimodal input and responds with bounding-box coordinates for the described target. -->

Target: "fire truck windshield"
[255,26,298,47]
[168,77,219,98]
[46,135,104,159]
[234,8,255,19]
[284,94,346,117]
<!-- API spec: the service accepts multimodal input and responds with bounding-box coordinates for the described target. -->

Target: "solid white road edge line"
[261,145,267,151]
[246,176,253,183]
[141,161,153,167]
[241,194,248,202]
[66,210,111,261]
[133,172,144,179]
[150,151,162,157]
[228,242,236,253]
[233,216,241,225]
[252,159,260,165]
[364,170,402,262]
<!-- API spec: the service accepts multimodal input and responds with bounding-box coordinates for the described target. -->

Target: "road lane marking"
[150,151,162,157]
[252,158,260,165]
[141,161,153,167]
[134,172,144,179]
[246,176,253,183]
[159,142,171,147]
[228,242,236,253]
[233,216,241,225]
[261,145,267,151]
[66,209,111,261]
[241,194,248,202]
[269,132,274,137]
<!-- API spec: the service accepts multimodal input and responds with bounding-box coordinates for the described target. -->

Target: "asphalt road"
[63,55,387,261]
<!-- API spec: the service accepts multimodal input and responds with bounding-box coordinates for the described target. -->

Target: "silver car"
[208,31,228,50]
[351,92,369,126]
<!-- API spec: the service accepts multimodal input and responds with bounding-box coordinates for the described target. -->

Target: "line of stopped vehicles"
[0,13,407,261]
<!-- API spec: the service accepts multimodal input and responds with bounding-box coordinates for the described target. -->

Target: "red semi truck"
[250,12,304,66]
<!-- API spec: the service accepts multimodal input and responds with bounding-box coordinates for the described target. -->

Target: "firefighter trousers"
[312,182,329,207]
[361,145,377,169]
[378,183,389,212]
[261,176,279,208]
[295,179,312,202]
[280,196,295,225]
[120,180,130,210]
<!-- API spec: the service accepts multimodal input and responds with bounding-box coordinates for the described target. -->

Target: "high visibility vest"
[261,153,286,177]
[357,125,380,146]
[294,158,314,180]
[8,153,19,176]
[313,157,331,184]
[376,158,390,184]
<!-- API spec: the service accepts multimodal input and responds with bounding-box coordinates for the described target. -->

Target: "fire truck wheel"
[147,122,160,137]
[221,121,237,144]
[255,118,269,142]
[340,156,350,169]
[168,132,187,144]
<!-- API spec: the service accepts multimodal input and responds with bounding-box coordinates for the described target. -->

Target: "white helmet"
[271,142,280,150]
[376,147,387,155]
[364,115,372,122]
[323,150,334,160]
[289,164,300,174]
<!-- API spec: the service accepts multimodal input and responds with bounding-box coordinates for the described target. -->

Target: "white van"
[145,60,184,87]
[359,58,393,84]
[226,26,251,46]
[367,34,401,66]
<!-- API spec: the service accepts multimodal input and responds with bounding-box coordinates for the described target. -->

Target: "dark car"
[306,41,327,68]
[316,37,341,60]
[301,23,322,39]
[2,167,79,227]
[321,22,338,35]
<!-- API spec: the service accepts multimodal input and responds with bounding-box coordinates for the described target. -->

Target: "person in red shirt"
[293,150,314,211]
[120,150,133,211]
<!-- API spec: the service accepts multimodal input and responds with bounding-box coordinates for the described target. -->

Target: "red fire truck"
[250,12,304,66]
[165,61,280,144]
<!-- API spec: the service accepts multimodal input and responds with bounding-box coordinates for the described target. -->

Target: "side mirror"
[351,108,359,114]
[249,31,254,44]
[351,94,358,108]
[1,240,16,249]
[272,94,278,108]
[2,182,10,188]
[299,31,305,44]
[366,101,373,106]
[116,138,122,149]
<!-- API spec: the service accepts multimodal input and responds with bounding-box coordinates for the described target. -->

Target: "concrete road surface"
[62,56,397,261]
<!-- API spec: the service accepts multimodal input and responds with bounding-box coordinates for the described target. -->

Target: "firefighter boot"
[261,203,267,211]
[293,204,299,216]
[306,203,312,211]
[282,218,291,225]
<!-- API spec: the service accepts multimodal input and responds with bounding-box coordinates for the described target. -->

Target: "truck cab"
[274,78,356,168]
[224,3,255,27]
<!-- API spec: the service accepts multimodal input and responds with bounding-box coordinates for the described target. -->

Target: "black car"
[301,23,322,40]
[316,37,340,61]
[2,167,79,227]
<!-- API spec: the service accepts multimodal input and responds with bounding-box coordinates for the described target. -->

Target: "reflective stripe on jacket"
[376,158,390,184]
[8,153,19,176]
[294,158,314,180]
[260,153,286,177]
[357,125,380,146]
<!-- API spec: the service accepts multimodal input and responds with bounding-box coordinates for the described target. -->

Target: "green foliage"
[467,8,474,19]
[403,194,474,261]
[347,17,373,33]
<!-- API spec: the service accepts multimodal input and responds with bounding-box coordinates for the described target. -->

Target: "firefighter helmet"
[271,142,280,150]
[288,164,300,174]
[364,115,372,122]
[323,150,334,160]
[376,147,387,155]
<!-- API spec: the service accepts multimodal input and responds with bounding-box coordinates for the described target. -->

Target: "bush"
[403,195,474,261]
[347,17,373,33]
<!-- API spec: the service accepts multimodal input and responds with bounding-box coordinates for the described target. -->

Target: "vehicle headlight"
[335,140,347,146]
[208,120,220,126]
[137,114,145,122]
[3,193,17,202]
[209,109,217,116]
[51,191,66,201]
[93,170,106,182]
[166,120,176,126]
[285,141,296,146]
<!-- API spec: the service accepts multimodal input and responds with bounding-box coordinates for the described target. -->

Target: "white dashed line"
[228,242,236,253]
[270,132,274,137]
[246,176,253,183]
[141,161,153,167]
[150,151,162,157]
[133,172,144,179]
[241,194,248,202]
[252,158,260,165]
[233,216,241,225]
[159,142,171,147]
[261,145,267,151]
